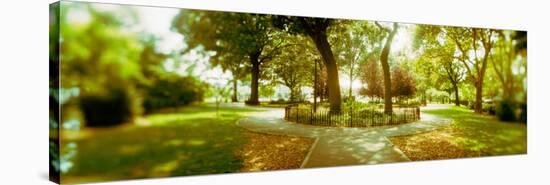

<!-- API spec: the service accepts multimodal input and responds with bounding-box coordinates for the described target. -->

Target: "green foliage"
[59,5,213,127]
[272,16,334,36]
[426,88,450,103]
[60,6,144,90]
[143,75,207,113]
[329,21,384,97]
[59,5,145,126]
[266,35,316,101]
[173,10,277,66]
[272,16,344,112]
[259,84,276,100]
[173,11,282,104]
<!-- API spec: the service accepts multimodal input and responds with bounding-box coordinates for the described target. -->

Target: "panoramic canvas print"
[49,1,527,184]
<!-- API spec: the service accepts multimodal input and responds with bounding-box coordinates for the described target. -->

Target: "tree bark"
[313,60,318,112]
[311,32,342,113]
[248,52,261,105]
[380,23,398,114]
[232,79,238,102]
[474,80,482,113]
[453,82,460,106]
[475,55,489,113]
[474,46,491,113]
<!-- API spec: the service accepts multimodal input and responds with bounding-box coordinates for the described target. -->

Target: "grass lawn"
[59,104,311,184]
[390,106,527,160]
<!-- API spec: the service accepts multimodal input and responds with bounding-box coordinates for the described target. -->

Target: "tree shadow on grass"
[60,106,264,184]
[422,106,526,156]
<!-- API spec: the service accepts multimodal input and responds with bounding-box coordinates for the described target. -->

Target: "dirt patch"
[389,127,482,161]
[237,131,314,171]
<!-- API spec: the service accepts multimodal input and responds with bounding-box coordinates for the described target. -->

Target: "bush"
[397,100,421,107]
[496,100,516,122]
[143,76,206,113]
[79,89,132,127]
[269,98,287,104]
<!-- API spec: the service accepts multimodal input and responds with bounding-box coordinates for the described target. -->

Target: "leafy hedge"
[143,75,207,113]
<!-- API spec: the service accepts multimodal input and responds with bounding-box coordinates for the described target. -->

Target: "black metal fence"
[284,104,420,127]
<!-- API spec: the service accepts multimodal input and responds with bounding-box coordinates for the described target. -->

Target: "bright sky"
[392,24,415,55]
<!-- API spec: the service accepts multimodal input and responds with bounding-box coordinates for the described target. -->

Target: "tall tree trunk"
[288,86,297,102]
[311,32,342,113]
[380,23,398,114]
[453,82,460,106]
[474,80,483,113]
[474,45,491,113]
[248,53,261,105]
[349,68,353,100]
[475,62,489,113]
[313,60,318,112]
[232,79,238,102]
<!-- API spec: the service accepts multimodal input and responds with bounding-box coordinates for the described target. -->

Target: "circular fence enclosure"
[284,104,420,127]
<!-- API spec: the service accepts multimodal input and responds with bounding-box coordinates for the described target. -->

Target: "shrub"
[143,76,206,113]
[496,100,516,122]
[269,98,287,104]
[79,88,132,127]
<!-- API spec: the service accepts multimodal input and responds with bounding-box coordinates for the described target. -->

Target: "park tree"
[268,36,316,102]
[359,59,383,101]
[446,27,496,113]
[213,52,248,102]
[414,25,465,106]
[375,22,399,114]
[314,60,329,103]
[411,46,439,105]
[440,58,465,106]
[173,11,282,105]
[60,6,145,126]
[273,17,343,113]
[391,66,417,102]
[330,21,385,99]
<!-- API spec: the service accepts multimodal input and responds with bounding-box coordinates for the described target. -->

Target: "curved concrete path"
[236,105,453,168]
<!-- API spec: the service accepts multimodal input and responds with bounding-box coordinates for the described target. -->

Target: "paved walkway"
[236,105,453,168]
